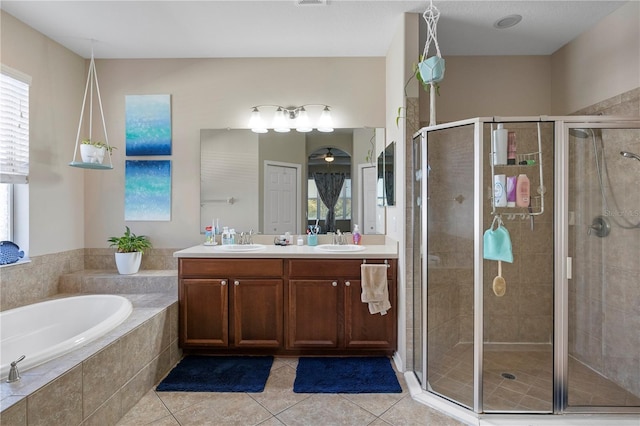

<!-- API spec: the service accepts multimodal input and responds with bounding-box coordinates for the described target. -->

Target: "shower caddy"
[489,122,545,221]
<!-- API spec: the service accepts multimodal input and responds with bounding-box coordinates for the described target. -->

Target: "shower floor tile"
[428,343,640,412]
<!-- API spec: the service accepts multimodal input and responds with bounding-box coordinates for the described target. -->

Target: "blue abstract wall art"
[125,94,172,156]
[125,160,171,221]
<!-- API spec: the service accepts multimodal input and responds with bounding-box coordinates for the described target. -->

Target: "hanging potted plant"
[108,226,152,275]
[418,1,445,85]
[80,139,116,164]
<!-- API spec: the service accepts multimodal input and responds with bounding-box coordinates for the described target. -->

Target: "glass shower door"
[424,124,476,409]
[566,125,640,410]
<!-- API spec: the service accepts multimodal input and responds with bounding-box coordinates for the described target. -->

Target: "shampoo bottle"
[506,176,517,207]
[352,224,361,245]
[494,174,507,207]
[492,124,508,165]
[516,174,530,207]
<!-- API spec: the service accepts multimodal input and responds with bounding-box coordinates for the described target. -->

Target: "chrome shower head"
[620,151,640,162]
[569,128,593,138]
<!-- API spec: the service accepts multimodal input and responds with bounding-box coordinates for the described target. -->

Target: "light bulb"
[249,108,267,133]
[317,106,334,132]
[295,107,312,133]
[273,107,290,133]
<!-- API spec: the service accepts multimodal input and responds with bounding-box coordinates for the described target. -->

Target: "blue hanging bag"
[483,215,513,263]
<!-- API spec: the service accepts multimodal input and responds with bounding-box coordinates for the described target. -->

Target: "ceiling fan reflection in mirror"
[309,147,350,165]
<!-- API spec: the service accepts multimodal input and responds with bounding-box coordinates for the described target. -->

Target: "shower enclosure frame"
[411,115,640,419]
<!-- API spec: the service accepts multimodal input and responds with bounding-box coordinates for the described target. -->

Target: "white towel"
[360,264,391,315]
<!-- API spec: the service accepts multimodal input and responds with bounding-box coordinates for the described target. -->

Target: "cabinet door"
[180,278,228,347]
[232,279,283,348]
[287,279,340,349]
[344,279,397,349]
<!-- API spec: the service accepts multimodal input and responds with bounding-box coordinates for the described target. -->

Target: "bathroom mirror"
[377,141,395,206]
[200,128,384,235]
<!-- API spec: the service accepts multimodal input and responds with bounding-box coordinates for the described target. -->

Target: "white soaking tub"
[0,294,132,379]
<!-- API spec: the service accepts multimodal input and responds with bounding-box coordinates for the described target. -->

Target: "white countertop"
[173,240,398,259]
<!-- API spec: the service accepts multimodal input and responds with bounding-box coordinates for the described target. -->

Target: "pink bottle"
[516,174,530,207]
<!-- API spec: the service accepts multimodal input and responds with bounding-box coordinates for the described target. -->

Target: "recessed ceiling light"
[494,14,522,29]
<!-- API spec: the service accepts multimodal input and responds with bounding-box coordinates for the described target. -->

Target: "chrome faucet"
[333,230,346,245]
[238,229,255,245]
[6,355,25,383]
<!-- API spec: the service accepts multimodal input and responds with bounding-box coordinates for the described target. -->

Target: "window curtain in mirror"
[313,172,345,233]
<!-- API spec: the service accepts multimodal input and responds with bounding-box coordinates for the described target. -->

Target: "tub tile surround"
[0,293,179,425]
[0,249,84,311]
[0,248,179,312]
[0,252,180,426]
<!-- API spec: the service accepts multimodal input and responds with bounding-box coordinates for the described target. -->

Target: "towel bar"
[362,259,391,268]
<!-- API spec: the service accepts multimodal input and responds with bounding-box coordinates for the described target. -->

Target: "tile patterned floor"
[117,357,467,426]
[428,343,640,412]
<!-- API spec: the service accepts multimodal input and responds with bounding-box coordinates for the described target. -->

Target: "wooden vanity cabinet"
[179,259,284,350]
[286,259,397,354]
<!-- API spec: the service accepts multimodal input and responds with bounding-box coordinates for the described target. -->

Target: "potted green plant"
[80,139,116,164]
[108,226,152,275]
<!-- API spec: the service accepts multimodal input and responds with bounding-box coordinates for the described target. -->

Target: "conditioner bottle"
[516,174,530,207]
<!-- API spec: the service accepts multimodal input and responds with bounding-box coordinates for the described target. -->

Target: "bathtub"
[0,294,132,379]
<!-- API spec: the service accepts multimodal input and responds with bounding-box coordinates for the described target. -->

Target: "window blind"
[0,65,31,184]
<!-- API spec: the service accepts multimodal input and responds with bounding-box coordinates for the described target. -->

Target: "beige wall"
[551,1,640,115]
[421,55,552,124]
[385,12,420,370]
[0,11,86,256]
[84,57,385,249]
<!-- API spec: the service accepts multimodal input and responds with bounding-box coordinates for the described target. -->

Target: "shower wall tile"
[484,315,520,342]
[569,87,640,398]
[518,316,552,342]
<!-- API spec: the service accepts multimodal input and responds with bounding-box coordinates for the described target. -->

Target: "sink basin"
[214,244,266,252]
[314,244,366,252]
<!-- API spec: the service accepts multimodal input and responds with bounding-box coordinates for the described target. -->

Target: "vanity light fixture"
[249,104,333,133]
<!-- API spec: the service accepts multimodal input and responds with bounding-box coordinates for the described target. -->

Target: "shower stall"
[409,116,640,417]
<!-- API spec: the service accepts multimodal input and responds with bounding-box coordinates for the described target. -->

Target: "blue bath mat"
[293,357,402,393]
[156,355,273,392]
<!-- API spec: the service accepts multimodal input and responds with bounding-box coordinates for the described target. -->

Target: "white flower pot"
[114,252,142,275]
[80,144,106,164]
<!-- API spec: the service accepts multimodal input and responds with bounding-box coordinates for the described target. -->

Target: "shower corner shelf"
[69,161,114,170]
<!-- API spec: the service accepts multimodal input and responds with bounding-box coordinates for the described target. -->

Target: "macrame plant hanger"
[419,0,445,126]
[69,43,113,170]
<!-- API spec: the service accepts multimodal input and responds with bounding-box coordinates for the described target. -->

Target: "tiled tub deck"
[0,271,179,426]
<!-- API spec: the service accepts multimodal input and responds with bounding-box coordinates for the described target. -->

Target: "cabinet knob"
[221,280,227,286]
[345,281,351,287]
[234,280,240,286]
[332,281,338,287]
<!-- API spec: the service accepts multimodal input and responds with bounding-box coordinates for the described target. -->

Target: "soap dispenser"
[352,224,361,245]
[221,227,231,245]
